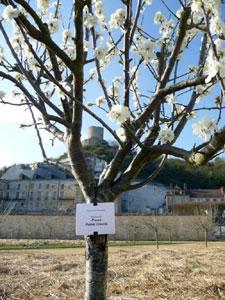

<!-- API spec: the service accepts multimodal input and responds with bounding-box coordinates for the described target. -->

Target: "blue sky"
[0,1,225,168]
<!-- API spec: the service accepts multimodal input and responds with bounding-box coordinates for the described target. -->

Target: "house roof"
[1,163,74,181]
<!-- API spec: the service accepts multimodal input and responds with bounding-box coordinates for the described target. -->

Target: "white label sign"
[76,202,115,235]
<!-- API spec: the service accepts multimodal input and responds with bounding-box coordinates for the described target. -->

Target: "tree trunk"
[155,229,159,249]
[205,229,208,248]
[85,234,108,300]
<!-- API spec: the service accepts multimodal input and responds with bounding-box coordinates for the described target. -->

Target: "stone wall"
[0,215,215,241]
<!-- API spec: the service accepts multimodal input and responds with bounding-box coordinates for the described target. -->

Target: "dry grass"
[0,241,225,299]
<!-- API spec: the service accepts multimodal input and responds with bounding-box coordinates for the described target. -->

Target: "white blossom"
[94,46,107,60]
[187,111,196,119]
[62,29,72,42]
[37,0,50,10]
[145,0,152,5]
[191,0,222,30]
[89,68,96,78]
[159,19,174,39]
[192,116,217,141]
[65,44,76,60]
[83,40,88,52]
[27,57,39,70]
[11,88,23,101]
[133,38,155,63]
[94,0,106,25]
[195,84,211,102]
[113,76,122,85]
[84,13,98,29]
[166,94,176,104]
[154,11,165,24]
[191,0,203,14]
[96,96,105,106]
[56,82,71,100]
[158,127,174,144]
[204,39,225,83]
[14,72,24,81]
[210,16,225,36]
[49,18,59,34]
[116,127,126,142]
[108,104,130,123]
[109,9,126,29]
[3,5,20,20]
[175,104,185,115]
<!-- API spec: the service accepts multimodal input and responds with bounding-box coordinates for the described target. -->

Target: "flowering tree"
[0,0,225,298]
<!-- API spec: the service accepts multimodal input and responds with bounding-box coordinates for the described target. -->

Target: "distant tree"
[194,207,216,248]
[83,144,116,163]
[0,167,7,177]
[147,215,160,249]
[140,158,225,189]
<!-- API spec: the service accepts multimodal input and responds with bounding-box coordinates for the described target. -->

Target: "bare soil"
[0,241,225,299]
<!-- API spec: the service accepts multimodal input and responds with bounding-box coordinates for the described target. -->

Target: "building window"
[17,184,20,190]
[37,191,41,200]
[45,192,49,200]
[30,192,33,200]
[30,183,34,189]
[46,184,49,189]
[61,184,64,189]
[38,184,42,189]
[53,192,56,200]
[16,192,20,199]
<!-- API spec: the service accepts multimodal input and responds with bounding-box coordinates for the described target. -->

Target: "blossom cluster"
[37,0,50,11]
[84,0,105,29]
[132,36,155,64]
[192,116,217,141]
[3,5,20,20]
[204,39,225,83]
[191,0,224,36]
[158,127,175,144]
[109,9,126,30]
[108,104,130,124]
[154,11,174,39]
[0,0,224,153]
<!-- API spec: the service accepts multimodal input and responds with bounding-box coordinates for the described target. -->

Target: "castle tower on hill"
[82,126,108,146]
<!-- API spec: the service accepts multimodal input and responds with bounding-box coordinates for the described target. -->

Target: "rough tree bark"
[85,234,108,300]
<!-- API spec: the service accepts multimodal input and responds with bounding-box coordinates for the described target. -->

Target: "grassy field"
[0,239,181,250]
[0,240,225,299]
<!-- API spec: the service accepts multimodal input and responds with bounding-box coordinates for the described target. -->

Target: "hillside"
[55,148,225,189]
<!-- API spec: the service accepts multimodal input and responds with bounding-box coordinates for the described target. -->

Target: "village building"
[166,185,225,221]
[0,126,168,215]
[0,163,83,214]
[0,163,168,215]
[118,182,167,214]
[0,179,8,211]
